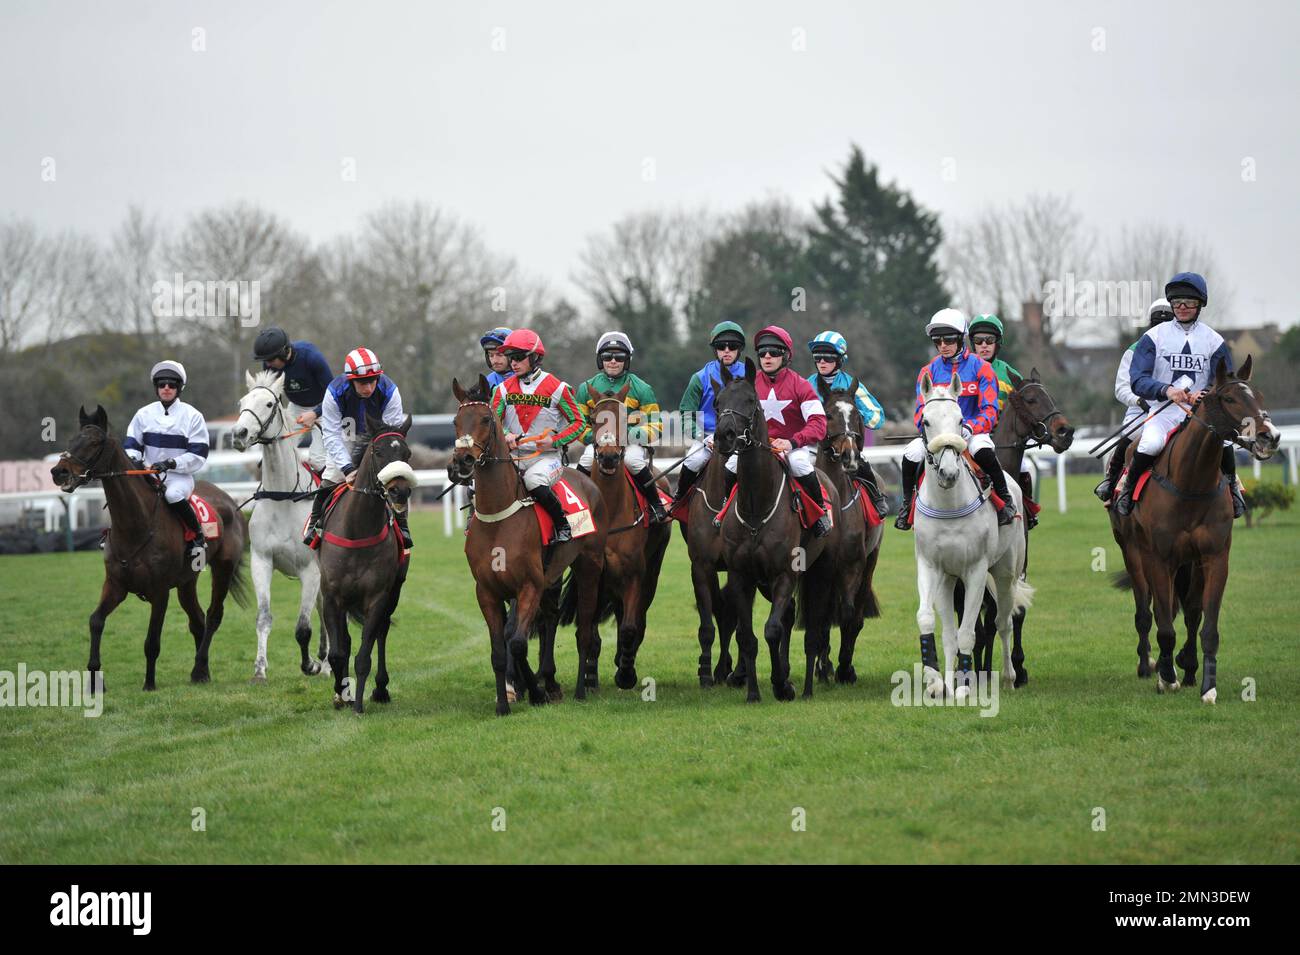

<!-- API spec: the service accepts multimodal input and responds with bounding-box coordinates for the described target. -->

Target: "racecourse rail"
[7,426,1299,542]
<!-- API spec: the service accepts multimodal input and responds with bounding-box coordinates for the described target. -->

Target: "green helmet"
[968,314,1004,338]
[708,321,745,349]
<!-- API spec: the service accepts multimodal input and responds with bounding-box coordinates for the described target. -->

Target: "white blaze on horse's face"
[922,386,966,489]
[835,400,858,469]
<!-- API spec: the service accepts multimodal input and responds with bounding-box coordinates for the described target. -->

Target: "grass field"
[1,474,1297,864]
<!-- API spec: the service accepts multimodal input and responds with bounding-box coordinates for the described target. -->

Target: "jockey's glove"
[155,459,177,472]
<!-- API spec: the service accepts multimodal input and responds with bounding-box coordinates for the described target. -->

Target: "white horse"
[913,372,1033,699]
[233,370,329,682]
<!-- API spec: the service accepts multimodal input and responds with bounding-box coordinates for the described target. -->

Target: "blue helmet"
[1165,272,1208,307]
[807,330,848,358]
[479,327,512,349]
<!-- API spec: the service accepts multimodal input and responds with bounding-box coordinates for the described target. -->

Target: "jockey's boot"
[1221,445,1246,519]
[1017,470,1038,530]
[168,499,207,569]
[303,482,335,548]
[855,460,890,517]
[895,457,920,531]
[795,471,833,539]
[394,509,413,550]
[1114,451,1154,517]
[974,448,1017,526]
[670,464,701,510]
[1095,436,1131,503]
[631,466,667,523]
[531,483,572,545]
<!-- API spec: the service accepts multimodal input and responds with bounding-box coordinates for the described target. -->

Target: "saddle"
[310,485,409,564]
[714,474,832,532]
[623,467,674,523]
[532,478,598,543]
[186,495,221,542]
[849,476,884,528]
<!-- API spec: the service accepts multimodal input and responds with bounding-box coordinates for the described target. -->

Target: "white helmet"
[1146,298,1174,327]
[595,331,634,370]
[925,308,967,338]
[150,360,187,386]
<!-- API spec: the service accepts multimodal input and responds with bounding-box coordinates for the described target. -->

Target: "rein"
[995,381,1065,451]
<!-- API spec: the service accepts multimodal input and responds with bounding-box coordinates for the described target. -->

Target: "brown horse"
[960,370,1074,687]
[562,386,671,690]
[679,448,738,687]
[451,375,607,716]
[713,362,840,702]
[809,380,883,685]
[1110,357,1278,702]
[317,411,415,714]
[51,405,249,691]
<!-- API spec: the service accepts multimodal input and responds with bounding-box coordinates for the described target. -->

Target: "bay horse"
[1109,357,1278,702]
[960,369,1074,688]
[232,369,329,682]
[317,410,415,714]
[912,374,1032,698]
[451,375,607,716]
[678,447,737,687]
[561,386,671,691]
[809,380,883,685]
[51,405,249,691]
[712,361,839,702]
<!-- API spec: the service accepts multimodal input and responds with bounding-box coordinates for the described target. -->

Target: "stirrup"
[996,502,1016,526]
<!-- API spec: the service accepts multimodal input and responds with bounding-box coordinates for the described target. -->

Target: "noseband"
[238,386,289,444]
[716,405,760,452]
[1008,381,1066,447]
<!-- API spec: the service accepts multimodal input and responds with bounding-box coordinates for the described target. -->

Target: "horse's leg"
[1196,555,1229,704]
[1126,549,1156,678]
[991,571,1018,689]
[574,554,603,701]
[87,578,127,694]
[315,590,331,673]
[692,560,718,686]
[835,571,864,684]
[177,578,206,657]
[976,591,997,678]
[1011,606,1028,687]
[916,560,944,697]
[350,595,386,715]
[765,575,797,702]
[615,574,643,691]
[537,579,562,701]
[1174,563,1203,688]
[251,547,274,682]
[1144,556,1181,693]
[510,585,546,706]
[142,590,170,691]
[296,558,324,677]
[728,575,761,703]
[935,574,960,698]
[326,597,353,707]
[954,564,987,698]
[193,555,234,684]
[476,583,510,716]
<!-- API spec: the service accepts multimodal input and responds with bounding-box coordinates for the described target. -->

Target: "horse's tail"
[226,514,251,610]
[558,565,617,628]
[861,581,881,619]
[795,570,838,631]
[1111,571,1133,590]
[986,572,1034,614]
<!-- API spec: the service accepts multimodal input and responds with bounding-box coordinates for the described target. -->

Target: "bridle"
[451,401,518,479]
[1180,380,1269,451]
[919,395,965,473]
[237,386,290,445]
[592,397,627,474]
[823,400,863,464]
[716,404,761,453]
[1002,381,1067,449]
[352,429,412,512]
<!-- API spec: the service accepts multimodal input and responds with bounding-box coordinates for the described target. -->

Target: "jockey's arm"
[306,345,333,417]
[855,384,885,430]
[123,411,146,464]
[380,383,405,428]
[574,381,595,445]
[969,364,1000,434]
[549,383,587,449]
[790,386,827,447]
[320,390,352,475]
[678,373,704,439]
[171,412,210,474]
[911,367,928,432]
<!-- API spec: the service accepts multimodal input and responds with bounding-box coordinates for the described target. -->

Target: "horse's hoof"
[352,701,365,715]
[250,673,267,684]
[745,692,761,704]
[777,681,796,702]
[333,694,347,709]
[1201,687,1217,705]
[713,659,732,684]
[835,666,857,685]
[726,670,747,689]
[1156,676,1180,694]
[1014,668,1028,688]
[528,690,548,707]
[190,669,210,684]
[317,658,332,676]
[505,683,518,704]
[547,686,564,703]
[496,702,511,716]
[371,687,391,704]
[574,684,587,702]
[802,688,813,700]
[699,674,715,688]
[142,681,156,692]
[302,661,321,676]
[614,667,637,691]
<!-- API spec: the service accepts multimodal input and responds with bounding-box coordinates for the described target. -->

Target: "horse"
[678,444,738,688]
[560,386,671,690]
[317,410,416,714]
[808,379,884,685]
[451,375,607,716]
[712,361,840,702]
[232,370,329,682]
[960,369,1074,688]
[912,374,1033,698]
[51,405,249,691]
[1109,357,1278,702]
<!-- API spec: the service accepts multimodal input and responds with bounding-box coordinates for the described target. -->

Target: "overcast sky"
[3,0,1296,328]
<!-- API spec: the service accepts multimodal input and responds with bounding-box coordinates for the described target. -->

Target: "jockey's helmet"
[968,314,1003,356]
[151,359,187,392]
[807,330,848,361]
[344,347,383,380]
[709,321,745,352]
[595,331,633,371]
[1146,298,1174,328]
[501,329,546,370]
[754,325,793,370]
[1165,272,1208,323]
[479,327,512,350]
[925,308,968,339]
[252,327,291,362]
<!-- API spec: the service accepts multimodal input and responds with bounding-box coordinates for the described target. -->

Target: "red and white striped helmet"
[344,347,383,380]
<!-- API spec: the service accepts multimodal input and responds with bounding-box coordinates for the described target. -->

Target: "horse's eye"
[481,416,491,426]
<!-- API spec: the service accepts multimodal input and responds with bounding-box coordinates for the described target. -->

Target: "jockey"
[491,329,587,545]
[806,330,890,517]
[1095,298,1173,504]
[669,321,749,509]
[123,361,211,567]
[479,327,514,388]
[745,325,833,538]
[895,309,1017,530]
[303,347,412,549]
[252,327,333,471]
[967,313,1037,528]
[574,331,667,523]
[1115,272,1244,518]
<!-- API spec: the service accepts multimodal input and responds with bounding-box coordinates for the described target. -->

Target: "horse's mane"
[249,368,284,391]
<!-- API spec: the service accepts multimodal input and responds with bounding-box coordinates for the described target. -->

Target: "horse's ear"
[1238,355,1252,382]
[478,373,491,397]
[948,375,963,398]
[399,414,412,436]
[920,371,933,396]
[718,361,733,384]
[816,377,831,402]
[744,361,756,383]
[1008,368,1023,388]
[92,405,108,430]
[710,376,723,397]
[78,405,90,427]
[849,376,860,398]
[1030,367,1041,382]
[617,382,631,402]
[245,370,257,391]
[1214,359,1229,388]
[453,377,467,402]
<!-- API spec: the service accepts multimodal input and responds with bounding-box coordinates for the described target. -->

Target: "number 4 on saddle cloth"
[532,478,599,543]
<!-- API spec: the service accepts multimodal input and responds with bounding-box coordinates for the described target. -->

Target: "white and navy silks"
[123,400,210,504]
[1128,318,1233,456]
[320,374,406,483]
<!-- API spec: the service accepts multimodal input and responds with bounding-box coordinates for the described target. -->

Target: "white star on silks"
[759,387,792,423]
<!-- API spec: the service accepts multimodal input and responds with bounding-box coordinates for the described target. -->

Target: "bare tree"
[0,218,50,356]
[1102,223,1230,333]
[103,205,166,342]
[0,218,104,354]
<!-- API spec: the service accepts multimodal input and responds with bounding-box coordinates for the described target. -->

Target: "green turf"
[1,475,1297,864]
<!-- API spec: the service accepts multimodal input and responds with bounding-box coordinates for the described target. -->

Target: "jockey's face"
[265,356,287,370]
[932,336,962,360]
[714,342,741,367]
[971,334,998,361]
[487,349,510,373]
[757,347,786,374]
[353,378,378,399]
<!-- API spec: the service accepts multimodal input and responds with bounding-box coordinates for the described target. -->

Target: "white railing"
[5,425,1298,540]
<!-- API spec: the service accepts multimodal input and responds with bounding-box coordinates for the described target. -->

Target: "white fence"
[5,426,1298,542]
